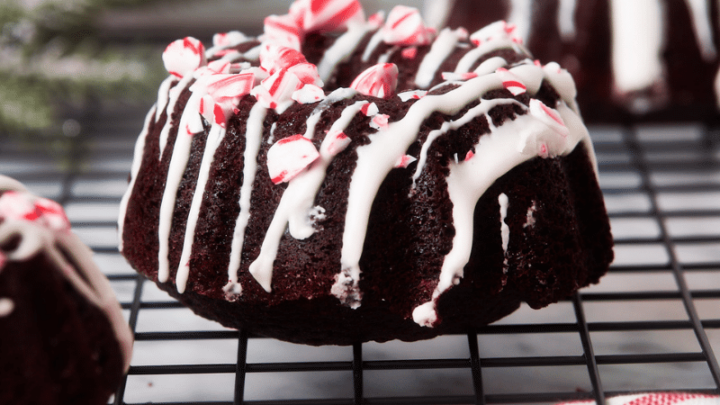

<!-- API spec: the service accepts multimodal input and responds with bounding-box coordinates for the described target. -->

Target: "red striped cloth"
[556,393,720,405]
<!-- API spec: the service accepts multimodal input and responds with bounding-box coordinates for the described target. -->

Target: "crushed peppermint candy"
[260,45,308,76]
[252,69,304,112]
[529,99,569,138]
[360,102,379,116]
[465,150,475,161]
[367,10,385,27]
[394,154,417,168]
[397,90,427,102]
[350,63,398,99]
[263,14,303,51]
[292,84,326,104]
[267,135,320,184]
[401,47,418,59]
[370,114,390,130]
[470,21,521,46]
[495,67,527,95]
[323,130,352,156]
[290,0,365,34]
[0,191,70,232]
[163,37,206,78]
[213,31,249,49]
[382,5,434,46]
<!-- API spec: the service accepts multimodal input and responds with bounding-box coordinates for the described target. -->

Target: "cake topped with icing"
[119,0,613,345]
[0,175,133,404]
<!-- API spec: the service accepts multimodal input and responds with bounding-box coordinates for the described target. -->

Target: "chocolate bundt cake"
[0,176,133,405]
[430,0,720,121]
[119,0,613,345]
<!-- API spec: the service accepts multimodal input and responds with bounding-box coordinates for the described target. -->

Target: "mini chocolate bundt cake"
[0,175,133,404]
[119,0,613,345]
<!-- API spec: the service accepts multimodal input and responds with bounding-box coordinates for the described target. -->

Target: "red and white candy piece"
[401,47,417,60]
[529,99,569,138]
[289,0,365,34]
[394,154,416,168]
[260,45,308,76]
[213,31,248,49]
[267,135,320,184]
[0,191,70,232]
[350,63,398,99]
[397,90,427,102]
[292,84,326,104]
[360,102,379,116]
[370,114,390,130]
[163,37,207,78]
[495,67,526,96]
[441,72,478,82]
[382,5,434,46]
[323,129,352,156]
[206,72,255,106]
[287,63,323,87]
[252,69,304,111]
[263,14,303,51]
[367,10,385,28]
[470,21,520,46]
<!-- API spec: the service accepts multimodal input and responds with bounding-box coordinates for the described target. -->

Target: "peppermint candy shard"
[529,99,570,138]
[206,73,255,105]
[33,197,71,232]
[470,21,521,47]
[292,84,326,104]
[394,154,417,168]
[252,69,304,111]
[267,135,320,184]
[260,45,308,76]
[465,150,475,161]
[263,14,303,51]
[361,102,379,116]
[163,37,206,78]
[401,47,417,59]
[287,63,323,87]
[213,31,248,48]
[370,114,390,130]
[382,5,433,46]
[495,67,526,96]
[0,191,70,232]
[350,63,398,99]
[397,90,427,102]
[324,130,352,156]
[368,10,385,27]
[290,0,364,34]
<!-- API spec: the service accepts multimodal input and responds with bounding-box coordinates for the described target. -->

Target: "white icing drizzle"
[411,98,589,327]
[226,103,268,296]
[378,46,399,64]
[268,122,277,144]
[609,0,666,95]
[318,23,373,83]
[422,0,455,30]
[361,29,385,62]
[118,105,156,253]
[303,110,324,139]
[454,40,516,74]
[159,74,195,156]
[157,78,208,284]
[683,0,717,60]
[334,73,506,308]
[414,28,461,88]
[498,193,510,253]
[410,98,524,187]
[249,100,368,292]
[557,0,578,41]
[0,183,133,371]
[156,76,176,122]
[507,0,533,45]
[176,122,227,293]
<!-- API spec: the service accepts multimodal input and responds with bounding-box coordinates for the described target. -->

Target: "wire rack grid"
[2,102,720,405]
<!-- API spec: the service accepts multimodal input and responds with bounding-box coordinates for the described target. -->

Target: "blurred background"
[2,0,720,403]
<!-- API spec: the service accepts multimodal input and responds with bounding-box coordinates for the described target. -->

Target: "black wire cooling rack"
[2,101,720,405]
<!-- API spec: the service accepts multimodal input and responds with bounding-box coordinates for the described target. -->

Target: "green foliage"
[0,0,168,140]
